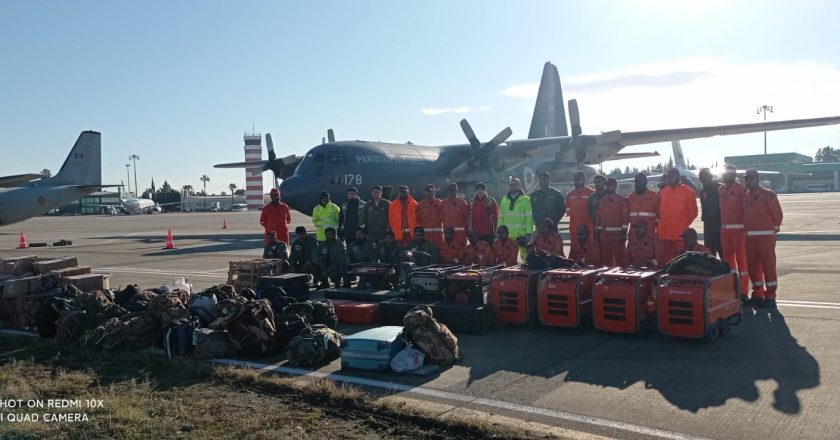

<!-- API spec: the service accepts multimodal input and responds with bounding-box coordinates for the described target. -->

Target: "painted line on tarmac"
[777,300,840,306]
[213,359,710,440]
[779,229,840,234]
[95,267,228,279]
[777,303,840,310]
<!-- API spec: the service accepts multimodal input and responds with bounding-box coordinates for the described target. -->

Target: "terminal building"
[724,152,840,192]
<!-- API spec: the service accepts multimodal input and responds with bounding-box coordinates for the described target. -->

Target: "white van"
[230,203,248,212]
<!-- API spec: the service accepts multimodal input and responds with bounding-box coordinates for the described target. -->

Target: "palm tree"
[40,169,51,179]
[228,183,237,207]
[200,175,210,211]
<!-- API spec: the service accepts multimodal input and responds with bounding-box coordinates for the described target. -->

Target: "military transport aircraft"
[215,62,840,213]
[0,131,111,226]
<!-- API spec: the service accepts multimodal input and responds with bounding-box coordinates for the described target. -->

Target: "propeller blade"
[568,100,582,137]
[266,133,277,161]
[327,128,335,143]
[485,127,512,150]
[459,119,481,149]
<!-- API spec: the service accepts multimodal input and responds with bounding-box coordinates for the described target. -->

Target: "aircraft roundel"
[37,196,46,205]
[523,167,536,191]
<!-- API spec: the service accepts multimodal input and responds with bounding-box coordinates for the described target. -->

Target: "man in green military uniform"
[530,171,566,228]
[289,226,318,276]
[312,227,346,289]
[366,185,391,244]
[377,230,403,265]
[405,226,439,267]
[343,228,378,287]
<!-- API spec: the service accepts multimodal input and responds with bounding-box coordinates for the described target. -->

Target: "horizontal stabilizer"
[0,173,41,187]
[604,151,660,161]
[214,160,269,169]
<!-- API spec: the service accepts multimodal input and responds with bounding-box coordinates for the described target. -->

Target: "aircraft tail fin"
[528,62,568,139]
[671,140,687,169]
[46,131,102,186]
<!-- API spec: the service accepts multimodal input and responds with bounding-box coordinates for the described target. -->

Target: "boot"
[759,299,777,309]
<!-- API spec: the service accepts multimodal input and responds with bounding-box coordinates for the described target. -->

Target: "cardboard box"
[1,276,42,299]
[33,257,79,274]
[0,256,38,275]
[0,293,53,329]
[49,266,92,278]
[63,273,110,292]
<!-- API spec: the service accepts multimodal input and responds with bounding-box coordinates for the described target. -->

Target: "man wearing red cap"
[260,188,292,250]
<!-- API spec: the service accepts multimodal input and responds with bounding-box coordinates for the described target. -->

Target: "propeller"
[565,99,623,164]
[327,129,335,143]
[459,119,512,169]
[266,133,277,161]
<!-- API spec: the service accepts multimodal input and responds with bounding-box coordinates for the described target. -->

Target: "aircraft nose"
[279,177,307,211]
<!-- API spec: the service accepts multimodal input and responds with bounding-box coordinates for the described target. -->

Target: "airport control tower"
[243,133,263,211]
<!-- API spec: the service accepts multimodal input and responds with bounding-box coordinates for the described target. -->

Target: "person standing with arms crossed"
[718,164,751,300]
[260,188,292,254]
[743,170,783,308]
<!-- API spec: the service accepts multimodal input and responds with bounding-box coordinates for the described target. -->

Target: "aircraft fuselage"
[0,186,97,226]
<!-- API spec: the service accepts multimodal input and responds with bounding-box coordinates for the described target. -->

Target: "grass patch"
[0,335,545,440]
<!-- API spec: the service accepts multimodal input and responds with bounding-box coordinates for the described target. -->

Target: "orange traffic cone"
[222,218,229,229]
[17,232,28,249]
[164,228,177,249]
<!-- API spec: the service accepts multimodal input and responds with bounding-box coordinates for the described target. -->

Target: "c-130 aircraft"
[215,62,840,213]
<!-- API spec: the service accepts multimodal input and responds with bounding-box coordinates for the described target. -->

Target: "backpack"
[204,284,238,301]
[72,291,113,315]
[525,251,578,271]
[56,309,98,342]
[146,293,187,325]
[114,284,140,306]
[81,313,159,352]
[192,328,237,359]
[282,300,338,330]
[403,305,460,366]
[259,285,296,314]
[27,296,73,339]
[226,299,279,356]
[164,316,200,359]
[187,293,219,326]
[284,324,342,367]
[125,290,157,312]
[662,251,730,276]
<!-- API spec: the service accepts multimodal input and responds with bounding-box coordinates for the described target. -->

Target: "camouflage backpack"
[146,293,188,325]
[80,312,159,352]
[72,291,113,315]
[226,299,279,356]
[56,309,98,342]
[125,290,158,312]
[282,300,338,330]
[204,284,238,301]
[403,305,460,366]
[285,324,342,367]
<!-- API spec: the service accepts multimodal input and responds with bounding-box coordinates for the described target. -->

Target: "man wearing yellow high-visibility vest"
[312,191,341,242]
[498,177,533,262]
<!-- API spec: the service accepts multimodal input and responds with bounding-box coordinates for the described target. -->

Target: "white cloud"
[498,56,840,168]
[421,106,488,116]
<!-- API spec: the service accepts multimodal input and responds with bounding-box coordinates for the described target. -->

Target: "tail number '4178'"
[330,174,363,185]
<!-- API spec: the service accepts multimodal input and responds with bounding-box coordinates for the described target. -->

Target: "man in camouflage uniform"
[366,185,391,244]
[312,227,346,289]
[405,226,439,267]
[289,226,318,276]
[376,230,403,265]
[343,228,378,287]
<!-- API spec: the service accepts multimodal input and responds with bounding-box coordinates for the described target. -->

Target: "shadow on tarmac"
[556,309,820,414]
[91,234,263,256]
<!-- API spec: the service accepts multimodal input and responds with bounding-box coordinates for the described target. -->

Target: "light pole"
[129,154,140,198]
[756,105,773,155]
[125,164,131,197]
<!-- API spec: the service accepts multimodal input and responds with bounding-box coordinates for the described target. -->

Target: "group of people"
[258,165,783,308]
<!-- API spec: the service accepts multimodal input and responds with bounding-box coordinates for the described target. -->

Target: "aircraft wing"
[0,173,42,187]
[605,151,660,161]
[214,155,301,179]
[619,116,840,146]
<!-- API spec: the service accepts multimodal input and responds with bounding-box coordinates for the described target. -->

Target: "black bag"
[164,316,200,359]
[31,297,73,339]
[260,285,297,312]
[662,251,730,276]
[259,274,310,301]
[114,284,140,306]
[525,251,578,271]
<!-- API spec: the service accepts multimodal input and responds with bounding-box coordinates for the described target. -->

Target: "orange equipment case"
[592,268,659,334]
[490,265,548,325]
[656,273,741,342]
[444,264,504,304]
[537,267,608,328]
[335,301,381,325]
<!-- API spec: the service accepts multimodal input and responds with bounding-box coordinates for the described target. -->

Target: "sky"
[1,0,839,195]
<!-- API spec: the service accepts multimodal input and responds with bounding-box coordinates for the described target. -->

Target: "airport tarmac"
[2,192,840,439]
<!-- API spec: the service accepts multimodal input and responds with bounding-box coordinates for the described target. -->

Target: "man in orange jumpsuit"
[679,228,712,254]
[623,221,663,268]
[566,171,595,258]
[442,182,470,247]
[570,225,601,266]
[532,218,565,256]
[626,173,659,244]
[743,170,783,308]
[389,185,418,245]
[718,164,751,300]
[439,226,466,264]
[492,225,519,266]
[464,232,494,265]
[595,178,628,266]
[416,184,444,247]
[260,188,292,248]
[658,168,698,262]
